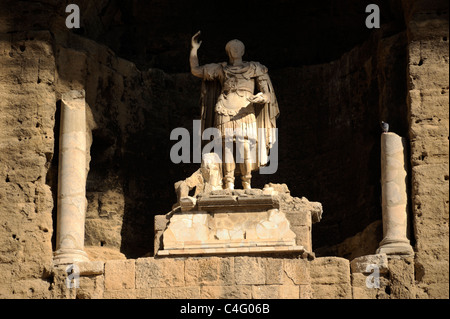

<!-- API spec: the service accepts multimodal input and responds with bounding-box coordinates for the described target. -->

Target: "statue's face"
[225,40,245,59]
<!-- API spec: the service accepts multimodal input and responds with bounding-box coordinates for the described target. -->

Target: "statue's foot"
[242,181,251,190]
[225,182,235,190]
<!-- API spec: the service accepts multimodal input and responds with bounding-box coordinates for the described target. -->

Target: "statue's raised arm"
[190,31,203,78]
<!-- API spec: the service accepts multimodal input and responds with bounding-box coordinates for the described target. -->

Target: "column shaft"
[377,132,414,256]
[53,90,89,265]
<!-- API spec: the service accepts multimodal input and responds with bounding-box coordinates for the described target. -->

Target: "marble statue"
[190,31,279,190]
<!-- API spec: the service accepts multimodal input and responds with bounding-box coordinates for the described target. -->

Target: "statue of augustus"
[189,31,279,190]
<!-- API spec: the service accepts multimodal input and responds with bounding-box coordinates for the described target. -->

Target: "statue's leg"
[223,140,235,190]
[239,138,252,189]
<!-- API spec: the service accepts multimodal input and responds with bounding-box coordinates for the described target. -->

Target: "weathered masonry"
[0,0,448,299]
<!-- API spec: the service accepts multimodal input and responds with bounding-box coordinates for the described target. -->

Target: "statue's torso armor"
[201,61,269,140]
[202,62,268,117]
[199,60,279,169]
[216,64,256,116]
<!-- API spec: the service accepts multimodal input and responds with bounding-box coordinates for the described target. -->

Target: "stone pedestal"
[53,90,90,265]
[376,133,414,256]
[156,188,313,256]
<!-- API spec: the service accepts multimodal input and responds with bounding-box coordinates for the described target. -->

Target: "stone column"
[53,90,90,265]
[377,132,414,256]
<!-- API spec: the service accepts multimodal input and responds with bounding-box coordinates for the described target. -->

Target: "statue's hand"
[191,31,202,50]
[247,92,268,104]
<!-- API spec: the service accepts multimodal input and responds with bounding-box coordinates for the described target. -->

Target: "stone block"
[283,258,310,285]
[309,257,351,285]
[291,226,311,252]
[351,273,390,299]
[185,257,233,286]
[104,260,135,290]
[415,251,449,284]
[185,257,216,285]
[388,257,416,299]
[264,258,284,284]
[251,285,278,299]
[152,286,200,299]
[76,275,104,299]
[299,284,313,299]
[311,283,352,299]
[286,211,311,227]
[135,289,154,299]
[103,289,138,299]
[234,257,265,285]
[279,285,300,299]
[252,285,300,299]
[75,261,104,275]
[419,283,450,299]
[9,279,52,299]
[135,257,185,288]
[103,289,154,299]
[200,285,252,299]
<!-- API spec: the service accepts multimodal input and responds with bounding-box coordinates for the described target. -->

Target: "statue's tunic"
[202,62,268,141]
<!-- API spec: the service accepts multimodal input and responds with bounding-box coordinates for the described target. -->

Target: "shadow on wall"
[48,0,410,259]
[82,68,202,259]
[47,101,61,252]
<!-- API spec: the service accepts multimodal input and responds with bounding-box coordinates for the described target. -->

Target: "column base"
[376,238,414,256]
[53,248,90,266]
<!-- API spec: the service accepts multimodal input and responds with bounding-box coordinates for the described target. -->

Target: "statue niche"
[154,32,322,257]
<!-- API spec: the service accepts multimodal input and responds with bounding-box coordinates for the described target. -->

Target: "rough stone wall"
[0,25,56,298]
[0,0,448,299]
[403,0,449,298]
[45,254,418,299]
[54,257,324,299]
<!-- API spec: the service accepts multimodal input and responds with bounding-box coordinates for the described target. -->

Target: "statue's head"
[225,39,245,59]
